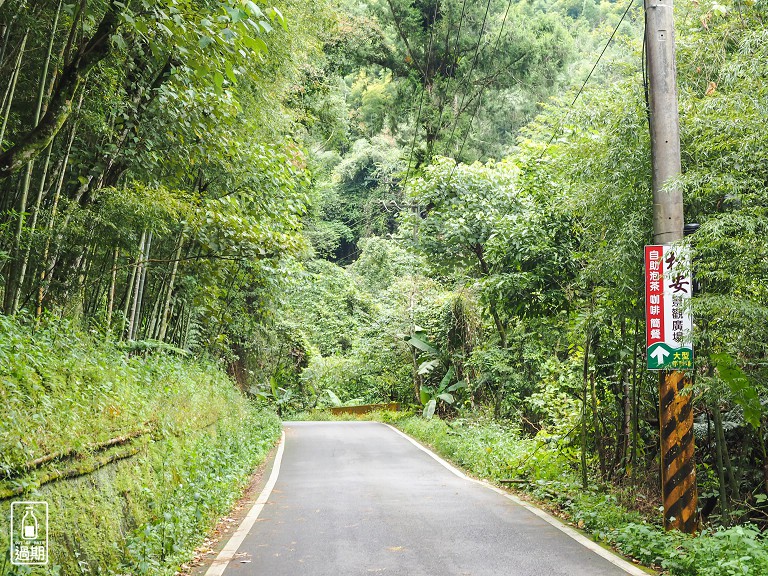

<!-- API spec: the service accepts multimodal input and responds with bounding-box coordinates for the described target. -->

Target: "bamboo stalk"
[181,302,192,349]
[131,231,152,340]
[629,316,640,483]
[158,232,184,341]
[14,141,54,312]
[0,23,9,69]
[84,247,108,319]
[120,254,138,340]
[7,8,61,313]
[126,230,147,340]
[146,274,164,339]
[0,30,27,147]
[712,404,731,524]
[106,247,119,331]
[581,329,590,489]
[590,372,606,479]
[0,3,119,179]
[35,112,79,320]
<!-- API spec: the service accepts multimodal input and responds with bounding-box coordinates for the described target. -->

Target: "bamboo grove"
[0,0,326,357]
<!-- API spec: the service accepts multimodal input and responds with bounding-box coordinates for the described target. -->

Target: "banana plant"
[251,376,294,416]
[403,330,467,418]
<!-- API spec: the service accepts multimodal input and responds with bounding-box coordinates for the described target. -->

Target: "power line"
[432,0,470,149]
[440,0,638,225]
[441,0,494,157]
[451,0,522,164]
[402,0,442,188]
[537,0,637,161]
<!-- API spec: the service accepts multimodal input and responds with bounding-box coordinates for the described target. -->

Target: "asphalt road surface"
[217,421,645,576]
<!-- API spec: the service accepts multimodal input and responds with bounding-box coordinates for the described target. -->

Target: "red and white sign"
[645,245,694,370]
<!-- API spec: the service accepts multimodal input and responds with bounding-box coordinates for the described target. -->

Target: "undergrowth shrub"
[396,414,574,482]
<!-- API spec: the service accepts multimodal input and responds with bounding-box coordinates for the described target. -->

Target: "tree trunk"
[146,276,164,340]
[0,22,9,66]
[170,300,184,347]
[616,317,631,477]
[0,30,27,147]
[0,2,118,179]
[132,231,152,340]
[409,207,421,404]
[35,108,80,320]
[14,142,53,313]
[759,420,768,495]
[84,249,107,320]
[5,6,62,312]
[720,410,740,503]
[120,253,138,340]
[472,243,506,348]
[181,303,192,349]
[590,372,607,479]
[140,233,154,337]
[629,317,640,479]
[619,366,631,472]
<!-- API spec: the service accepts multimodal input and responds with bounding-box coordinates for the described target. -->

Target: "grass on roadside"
[0,315,281,575]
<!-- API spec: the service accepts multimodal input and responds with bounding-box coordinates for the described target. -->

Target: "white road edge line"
[384,423,651,576]
[204,430,286,576]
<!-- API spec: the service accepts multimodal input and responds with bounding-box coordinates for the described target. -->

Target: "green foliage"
[350,236,416,293]
[300,348,411,408]
[284,259,373,356]
[5,0,768,569]
[0,315,281,575]
[406,157,519,272]
[0,314,227,474]
[614,523,768,576]
[711,352,762,429]
[346,0,574,161]
[306,135,405,261]
[396,414,575,483]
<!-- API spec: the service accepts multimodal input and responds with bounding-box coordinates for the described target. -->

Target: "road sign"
[645,245,693,370]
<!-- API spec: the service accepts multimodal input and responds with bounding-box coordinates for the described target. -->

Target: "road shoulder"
[385,423,657,576]
[186,432,285,576]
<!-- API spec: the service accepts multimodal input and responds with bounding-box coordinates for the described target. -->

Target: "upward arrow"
[651,347,670,366]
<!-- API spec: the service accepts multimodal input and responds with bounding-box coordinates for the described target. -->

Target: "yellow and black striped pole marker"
[659,370,698,532]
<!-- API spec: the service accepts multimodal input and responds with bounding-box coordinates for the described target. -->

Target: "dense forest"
[1,0,768,574]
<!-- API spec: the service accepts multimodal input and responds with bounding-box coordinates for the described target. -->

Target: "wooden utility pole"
[644,0,697,532]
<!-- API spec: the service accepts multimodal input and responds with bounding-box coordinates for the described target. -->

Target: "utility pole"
[644,0,698,532]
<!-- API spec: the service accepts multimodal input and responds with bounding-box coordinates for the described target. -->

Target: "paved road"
[220,421,641,576]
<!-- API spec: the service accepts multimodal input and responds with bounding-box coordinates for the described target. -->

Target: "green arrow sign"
[647,342,694,370]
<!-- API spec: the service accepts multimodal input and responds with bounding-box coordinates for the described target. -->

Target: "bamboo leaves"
[712,352,763,430]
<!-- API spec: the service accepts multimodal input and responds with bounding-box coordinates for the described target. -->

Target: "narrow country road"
[210,422,647,576]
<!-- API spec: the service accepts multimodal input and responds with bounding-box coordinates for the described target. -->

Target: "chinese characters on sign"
[645,245,694,370]
[10,501,48,566]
